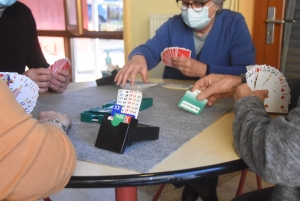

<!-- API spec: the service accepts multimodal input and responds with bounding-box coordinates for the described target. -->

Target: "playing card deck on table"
[178,90,207,115]
[48,58,71,72]
[245,65,290,113]
[161,47,191,67]
[1,72,39,114]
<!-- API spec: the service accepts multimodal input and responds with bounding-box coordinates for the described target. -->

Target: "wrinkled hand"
[193,74,242,106]
[234,83,269,102]
[24,68,52,93]
[171,57,207,78]
[49,69,71,93]
[114,55,148,87]
[38,111,71,130]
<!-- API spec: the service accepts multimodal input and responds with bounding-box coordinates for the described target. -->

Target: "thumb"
[196,87,215,100]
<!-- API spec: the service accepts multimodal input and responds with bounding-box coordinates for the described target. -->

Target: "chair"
[236,169,262,196]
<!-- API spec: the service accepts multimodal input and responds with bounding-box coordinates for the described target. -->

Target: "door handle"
[266,7,288,44]
[266,19,296,24]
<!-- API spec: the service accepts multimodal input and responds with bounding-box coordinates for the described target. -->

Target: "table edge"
[66,159,247,188]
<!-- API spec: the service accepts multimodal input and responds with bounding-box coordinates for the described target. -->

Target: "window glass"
[72,38,124,82]
[86,0,123,31]
[38,37,66,65]
[19,0,66,30]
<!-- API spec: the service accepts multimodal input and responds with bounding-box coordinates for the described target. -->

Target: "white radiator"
[149,14,176,38]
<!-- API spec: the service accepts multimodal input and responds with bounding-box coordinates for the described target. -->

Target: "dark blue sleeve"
[129,17,175,70]
[207,13,255,76]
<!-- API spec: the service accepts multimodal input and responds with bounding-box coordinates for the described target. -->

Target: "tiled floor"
[41,171,274,201]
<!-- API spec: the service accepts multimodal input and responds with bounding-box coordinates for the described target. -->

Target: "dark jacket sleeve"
[26,12,49,68]
[233,96,300,186]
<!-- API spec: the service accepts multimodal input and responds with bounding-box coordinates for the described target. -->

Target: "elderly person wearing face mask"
[115,0,255,87]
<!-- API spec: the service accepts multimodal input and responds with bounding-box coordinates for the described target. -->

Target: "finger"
[39,87,49,93]
[49,82,65,93]
[120,67,134,87]
[141,70,148,84]
[196,85,218,100]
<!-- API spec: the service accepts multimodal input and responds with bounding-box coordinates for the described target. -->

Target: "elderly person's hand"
[234,83,269,102]
[38,111,71,132]
[49,69,71,93]
[193,74,242,105]
[171,57,207,78]
[114,55,148,87]
[24,68,52,93]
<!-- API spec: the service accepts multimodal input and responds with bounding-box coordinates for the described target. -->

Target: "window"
[19,0,124,82]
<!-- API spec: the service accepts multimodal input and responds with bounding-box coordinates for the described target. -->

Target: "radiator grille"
[149,14,176,38]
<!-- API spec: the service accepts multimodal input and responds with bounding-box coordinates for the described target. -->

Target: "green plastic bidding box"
[178,90,207,115]
[80,98,153,124]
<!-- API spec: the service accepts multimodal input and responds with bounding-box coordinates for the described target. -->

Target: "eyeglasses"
[176,0,211,12]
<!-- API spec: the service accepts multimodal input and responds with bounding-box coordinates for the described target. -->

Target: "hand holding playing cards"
[194,74,242,106]
[49,69,71,93]
[38,111,71,131]
[234,84,269,102]
[115,55,148,87]
[24,68,52,93]
[171,57,207,78]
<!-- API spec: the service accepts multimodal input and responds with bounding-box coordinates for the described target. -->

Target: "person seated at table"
[193,73,300,201]
[0,79,77,200]
[0,0,70,93]
[114,0,255,87]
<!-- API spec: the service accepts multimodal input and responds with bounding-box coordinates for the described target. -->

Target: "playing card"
[116,89,142,118]
[245,65,290,113]
[0,72,17,90]
[161,47,191,67]
[1,73,39,114]
[48,58,71,72]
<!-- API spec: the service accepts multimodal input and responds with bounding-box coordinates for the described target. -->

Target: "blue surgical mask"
[0,0,16,7]
[181,2,216,30]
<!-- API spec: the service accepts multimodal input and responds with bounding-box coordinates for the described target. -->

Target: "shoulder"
[6,1,33,18]
[217,9,245,22]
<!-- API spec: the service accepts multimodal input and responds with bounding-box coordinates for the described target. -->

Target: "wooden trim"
[64,37,72,82]
[37,30,123,39]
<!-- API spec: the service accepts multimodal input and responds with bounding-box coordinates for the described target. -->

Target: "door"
[252,0,286,69]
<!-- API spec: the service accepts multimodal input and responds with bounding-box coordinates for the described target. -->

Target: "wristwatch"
[240,74,246,84]
[49,119,67,132]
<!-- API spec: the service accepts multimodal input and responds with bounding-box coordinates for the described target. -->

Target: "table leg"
[115,187,137,201]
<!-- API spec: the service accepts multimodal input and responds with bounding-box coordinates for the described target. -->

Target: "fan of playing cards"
[161,47,191,67]
[1,72,39,114]
[48,58,71,72]
[246,65,290,113]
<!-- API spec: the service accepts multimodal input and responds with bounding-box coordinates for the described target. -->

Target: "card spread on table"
[48,58,71,72]
[1,72,39,114]
[178,90,207,115]
[161,47,191,67]
[161,84,193,90]
[245,65,290,113]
